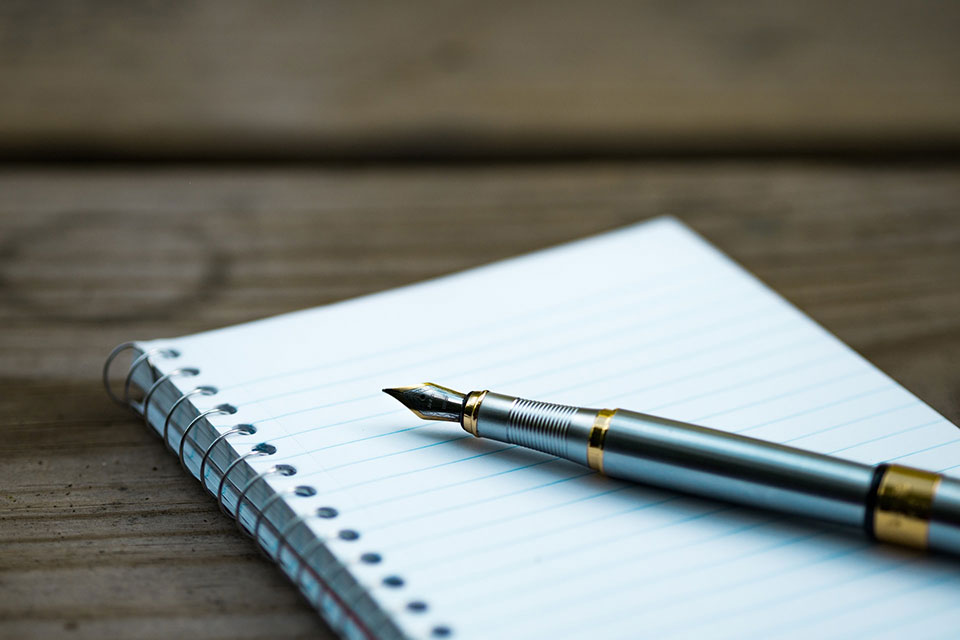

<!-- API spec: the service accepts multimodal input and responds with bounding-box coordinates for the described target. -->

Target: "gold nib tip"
[382,383,465,422]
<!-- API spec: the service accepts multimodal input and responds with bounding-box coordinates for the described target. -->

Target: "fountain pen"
[383,383,960,556]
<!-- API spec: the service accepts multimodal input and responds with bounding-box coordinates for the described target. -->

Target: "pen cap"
[929,475,960,553]
[599,409,876,528]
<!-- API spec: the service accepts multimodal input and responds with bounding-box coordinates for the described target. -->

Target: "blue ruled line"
[208,258,722,394]
[827,419,943,455]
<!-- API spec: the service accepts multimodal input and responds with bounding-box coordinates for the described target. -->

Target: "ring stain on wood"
[0,210,229,324]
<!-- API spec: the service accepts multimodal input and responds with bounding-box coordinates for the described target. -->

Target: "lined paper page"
[143,217,960,639]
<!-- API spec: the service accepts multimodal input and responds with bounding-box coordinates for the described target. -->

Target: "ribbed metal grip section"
[507,398,577,458]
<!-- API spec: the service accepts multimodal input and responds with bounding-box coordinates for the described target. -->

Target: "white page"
[141,217,960,639]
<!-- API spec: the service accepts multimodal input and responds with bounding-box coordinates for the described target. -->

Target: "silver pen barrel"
[463,390,960,556]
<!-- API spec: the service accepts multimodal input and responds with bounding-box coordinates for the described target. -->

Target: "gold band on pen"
[587,409,617,473]
[873,465,941,549]
[462,390,487,437]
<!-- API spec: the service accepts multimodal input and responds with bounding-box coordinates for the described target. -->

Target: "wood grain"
[1,164,958,639]
[1,1,959,159]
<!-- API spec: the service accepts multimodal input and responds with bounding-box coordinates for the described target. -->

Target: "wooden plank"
[1,1,959,158]
[0,377,333,640]
[1,163,958,638]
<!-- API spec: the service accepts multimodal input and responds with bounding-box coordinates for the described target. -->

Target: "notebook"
[106,217,960,639]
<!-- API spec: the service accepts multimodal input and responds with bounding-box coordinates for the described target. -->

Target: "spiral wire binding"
[123,348,180,406]
[214,443,277,515]
[199,424,257,492]
[253,485,318,544]
[104,343,447,640]
[179,404,238,472]
[102,342,179,407]
[163,386,218,450]
[233,464,298,527]
[140,367,199,427]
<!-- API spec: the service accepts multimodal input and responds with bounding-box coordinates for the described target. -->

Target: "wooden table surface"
[2,0,960,160]
[1,3,959,640]
[2,164,959,640]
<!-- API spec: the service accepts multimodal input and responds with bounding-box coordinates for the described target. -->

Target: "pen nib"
[382,383,465,423]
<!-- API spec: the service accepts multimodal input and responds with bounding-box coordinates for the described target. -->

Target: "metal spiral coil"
[179,404,238,471]
[199,424,257,492]
[234,464,298,528]
[102,341,180,407]
[163,386,218,450]
[103,342,432,640]
[140,367,199,428]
